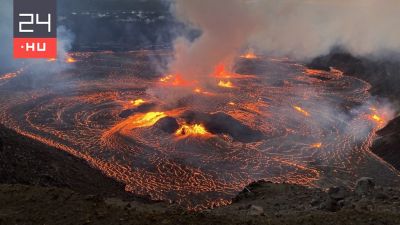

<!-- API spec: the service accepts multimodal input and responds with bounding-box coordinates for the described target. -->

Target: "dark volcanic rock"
[0,125,137,200]
[308,51,400,172]
[308,51,400,98]
[119,103,157,118]
[319,198,339,212]
[181,111,264,143]
[154,117,179,134]
[205,112,264,142]
[328,186,349,200]
[371,116,400,170]
[2,180,400,224]
[355,177,375,196]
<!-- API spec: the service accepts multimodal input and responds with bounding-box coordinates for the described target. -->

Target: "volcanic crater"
[0,51,398,210]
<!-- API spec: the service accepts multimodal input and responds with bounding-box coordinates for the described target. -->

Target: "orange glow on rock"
[304,69,324,75]
[293,106,310,117]
[66,57,77,63]
[131,99,146,106]
[0,73,17,81]
[159,74,174,82]
[159,74,194,87]
[370,114,384,124]
[175,124,211,138]
[311,142,322,148]
[241,49,257,59]
[131,112,167,128]
[218,80,234,88]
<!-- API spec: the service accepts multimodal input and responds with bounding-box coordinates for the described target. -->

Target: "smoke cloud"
[168,0,400,79]
[168,0,258,80]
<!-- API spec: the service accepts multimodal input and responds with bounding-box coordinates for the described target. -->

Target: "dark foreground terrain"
[0,125,138,200]
[1,177,400,224]
[1,125,400,225]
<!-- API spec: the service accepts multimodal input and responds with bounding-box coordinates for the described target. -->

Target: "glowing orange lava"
[131,112,167,128]
[194,88,202,93]
[159,74,194,87]
[293,106,310,117]
[193,87,214,96]
[311,142,322,148]
[218,80,234,88]
[241,49,257,59]
[370,114,384,124]
[131,99,146,106]
[213,63,255,79]
[213,64,247,79]
[66,57,77,63]
[6,50,397,211]
[175,124,211,138]
[368,107,386,125]
[214,64,231,78]
[304,69,324,75]
[0,73,17,81]
[159,74,173,82]
[243,53,257,59]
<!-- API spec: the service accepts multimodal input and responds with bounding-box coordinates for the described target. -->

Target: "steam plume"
[169,0,400,79]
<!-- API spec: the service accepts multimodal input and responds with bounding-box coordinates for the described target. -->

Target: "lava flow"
[66,57,77,63]
[218,80,234,88]
[0,51,399,211]
[241,49,257,59]
[131,112,167,128]
[131,99,146,106]
[175,124,211,138]
[293,105,310,117]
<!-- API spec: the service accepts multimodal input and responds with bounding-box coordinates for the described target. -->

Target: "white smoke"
[168,0,258,80]
[169,0,400,79]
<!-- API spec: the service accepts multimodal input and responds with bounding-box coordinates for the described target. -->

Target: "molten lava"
[218,80,234,88]
[159,74,173,82]
[293,106,310,117]
[304,69,324,75]
[159,74,194,87]
[370,114,384,124]
[311,142,322,148]
[242,53,257,59]
[66,57,77,63]
[241,49,257,59]
[3,50,399,211]
[0,73,17,81]
[368,107,386,125]
[131,99,146,106]
[214,64,233,78]
[193,87,214,96]
[213,63,256,79]
[131,112,167,128]
[194,88,202,93]
[175,124,211,137]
